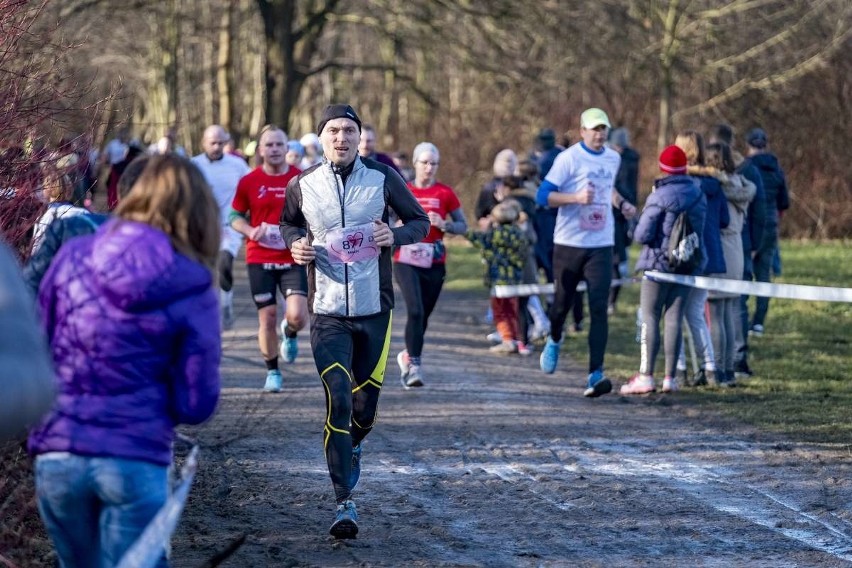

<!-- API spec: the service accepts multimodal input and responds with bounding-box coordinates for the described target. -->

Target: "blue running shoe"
[329,500,358,539]
[539,337,562,374]
[350,444,362,491]
[279,336,298,363]
[583,369,612,398]
[263,370,283,393]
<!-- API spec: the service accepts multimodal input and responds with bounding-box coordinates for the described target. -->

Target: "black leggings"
[550,245,612,372]
[310,311,392,503]
[393,262,446,358]
[217,251,234,292]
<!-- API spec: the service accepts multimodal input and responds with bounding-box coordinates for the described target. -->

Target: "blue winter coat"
[634,174,707,274]
[749,152,790,229]
[689,167,729,275]
[29,220,221,466]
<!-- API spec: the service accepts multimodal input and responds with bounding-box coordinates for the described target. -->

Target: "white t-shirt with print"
[544,142,621,248]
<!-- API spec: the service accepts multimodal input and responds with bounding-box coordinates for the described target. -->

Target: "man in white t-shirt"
[191,125,252,328]
[535,108,637,397]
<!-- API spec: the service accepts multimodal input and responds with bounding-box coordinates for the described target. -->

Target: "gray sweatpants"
[639,278,690,378]
[709,297,738,374]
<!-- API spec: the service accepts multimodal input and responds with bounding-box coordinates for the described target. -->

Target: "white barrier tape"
[492,278,639,298]
[116,445,199,568]
[645,271,852,303]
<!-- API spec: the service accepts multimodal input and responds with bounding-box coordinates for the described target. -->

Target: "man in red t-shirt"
[230,126,307,392]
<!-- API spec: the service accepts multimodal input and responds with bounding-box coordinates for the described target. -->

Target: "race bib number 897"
[326,223,380,264]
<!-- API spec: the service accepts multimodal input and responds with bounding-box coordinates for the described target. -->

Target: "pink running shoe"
[620,374,655,395]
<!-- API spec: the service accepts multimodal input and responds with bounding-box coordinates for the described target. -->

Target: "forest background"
[2,0,851,239]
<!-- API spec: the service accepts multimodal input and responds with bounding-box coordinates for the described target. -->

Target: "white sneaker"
[662,376,679,393]
[486,331,502,344]
[529,326,550,342]
[489,340,518,355]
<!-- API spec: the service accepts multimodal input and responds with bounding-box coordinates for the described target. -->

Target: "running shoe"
[716,370,737,388]
[734,359,754,379]
[583,369,612,398]
[749,324,765,337]
[329,500,358,539]
[516,342,533,357]
[486,331,502,344]
[396,350,410,379]
[539,336,562,374]
[529,325,550,342]
[620,374,655,395]
[489,341,517,355]
[279,336,298,363]
[402,364,424,389]
[350,444,362,491]
[263,369,283,393]
[662,376,679,393]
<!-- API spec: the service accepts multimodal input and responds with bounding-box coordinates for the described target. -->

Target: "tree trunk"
[217,1,233,130]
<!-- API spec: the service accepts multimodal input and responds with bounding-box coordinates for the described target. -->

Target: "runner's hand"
[427,211,446,231]
[372,220,394,247]
[290,237,316,265]
[621,202,637,219]
[575,187,594,205]
[248,225,264,241]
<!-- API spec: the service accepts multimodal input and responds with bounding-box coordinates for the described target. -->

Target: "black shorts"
[247,263,308,309]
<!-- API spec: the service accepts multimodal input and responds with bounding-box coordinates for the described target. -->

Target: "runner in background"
[536,108,636,397]
[230,126,307,393]
[394,141,467,388]
[192,125,252,329]
[280,104,428,539]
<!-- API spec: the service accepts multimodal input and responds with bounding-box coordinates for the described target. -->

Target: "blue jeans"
[35,453,168,568]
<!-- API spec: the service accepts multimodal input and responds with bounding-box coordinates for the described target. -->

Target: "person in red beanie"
[622,145,707,395]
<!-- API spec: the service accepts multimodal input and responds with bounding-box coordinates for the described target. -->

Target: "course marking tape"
[116,445,199,568]
[492,278,638,298]
[493,273,852,303]
[644,271,852,303]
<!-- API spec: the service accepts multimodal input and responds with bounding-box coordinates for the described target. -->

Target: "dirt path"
[171,267,852,567]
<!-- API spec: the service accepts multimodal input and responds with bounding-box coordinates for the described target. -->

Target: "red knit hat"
[659,145,688,174]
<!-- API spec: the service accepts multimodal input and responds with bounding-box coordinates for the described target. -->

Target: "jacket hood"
[91,220,212,311]
[652,174,703,210]
[717,172,756,209]
[687,165,723,199]
[748,153,781,172]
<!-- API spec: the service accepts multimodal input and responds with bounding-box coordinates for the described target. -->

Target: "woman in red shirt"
[394,142,467,388]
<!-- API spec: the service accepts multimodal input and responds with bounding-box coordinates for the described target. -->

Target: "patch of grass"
[446,240,852,444]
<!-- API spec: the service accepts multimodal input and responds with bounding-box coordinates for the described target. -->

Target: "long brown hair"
[674,130,705,166]
[115,155,220,270]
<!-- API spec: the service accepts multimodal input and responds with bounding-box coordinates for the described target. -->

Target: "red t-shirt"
[232,166,300,264]
[393,181,461,265]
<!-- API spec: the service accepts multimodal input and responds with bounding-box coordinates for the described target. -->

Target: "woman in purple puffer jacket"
[29,155,222,568]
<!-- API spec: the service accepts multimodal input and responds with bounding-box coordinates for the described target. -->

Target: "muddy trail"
[171,267,852,568]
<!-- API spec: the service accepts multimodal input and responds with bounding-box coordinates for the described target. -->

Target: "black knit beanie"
[317,104,362,135]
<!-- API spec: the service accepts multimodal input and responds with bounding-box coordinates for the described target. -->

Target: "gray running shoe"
[402,364,424,389]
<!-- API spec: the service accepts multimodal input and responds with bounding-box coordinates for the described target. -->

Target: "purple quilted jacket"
[28,220,221,465]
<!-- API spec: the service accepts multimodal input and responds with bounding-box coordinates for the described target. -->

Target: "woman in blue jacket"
[622,145,706,395]
[29,155,222,568]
